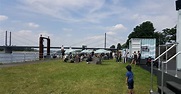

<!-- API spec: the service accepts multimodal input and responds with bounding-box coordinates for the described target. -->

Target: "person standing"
[137,51,141,65]
[61,45,65,59]
[131,51,137,66]
[117,51,122,63]
[125,65,134,94]
[123,50,128,63]
[119,51,122,63]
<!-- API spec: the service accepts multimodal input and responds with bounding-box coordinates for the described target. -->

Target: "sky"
[0,0,178,48]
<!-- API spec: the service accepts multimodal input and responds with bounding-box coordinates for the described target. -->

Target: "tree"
[117,43,122,50]
[123,21,176,47]
[154,32,166,46]
[121,43,127,48]
[128,21,155,39]
[110,45,116,52]
[154,26,176,46]
[125,21,156,47]
[162,26,176,44]
[110,45,115,49]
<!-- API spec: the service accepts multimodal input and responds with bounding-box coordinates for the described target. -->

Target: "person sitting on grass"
[126,65,134,94]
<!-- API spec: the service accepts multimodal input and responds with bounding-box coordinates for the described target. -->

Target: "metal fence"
[0,52,39,63]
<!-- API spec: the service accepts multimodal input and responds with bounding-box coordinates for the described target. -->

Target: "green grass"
[0,59,157,94]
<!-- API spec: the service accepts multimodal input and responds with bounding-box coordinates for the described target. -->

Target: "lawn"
[0,59,157,94]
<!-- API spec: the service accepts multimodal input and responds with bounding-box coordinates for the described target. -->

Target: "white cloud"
[111,24,127,31]
[0,15,8,21]
[107,31,116,35]
[19,0,105,23]
[10,30,56,46]
[10,30,38,46]
[106,24,127,35]
[129,0,177,31]
[0,0,177,48]
[28,22,39,28]
[131,14,176,31]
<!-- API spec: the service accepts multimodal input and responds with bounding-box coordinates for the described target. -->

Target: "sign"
[141,46,149,52]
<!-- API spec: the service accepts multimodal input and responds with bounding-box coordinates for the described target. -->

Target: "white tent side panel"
[129,38,141,57]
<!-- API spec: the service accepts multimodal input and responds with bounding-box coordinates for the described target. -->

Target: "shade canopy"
[65,48,81,54]
[81,49,93,53]
[94,49,111,54]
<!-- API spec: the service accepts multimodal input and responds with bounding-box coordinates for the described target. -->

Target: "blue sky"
[0,0,178,48]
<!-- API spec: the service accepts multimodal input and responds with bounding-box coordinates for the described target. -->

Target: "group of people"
[63,51,105,64]
[130,51,141,66]
[115,50,130,63]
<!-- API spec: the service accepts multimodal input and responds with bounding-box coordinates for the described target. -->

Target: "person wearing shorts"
[126,65,134,94]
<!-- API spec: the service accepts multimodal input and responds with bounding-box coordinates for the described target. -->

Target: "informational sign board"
[129,38,156,59]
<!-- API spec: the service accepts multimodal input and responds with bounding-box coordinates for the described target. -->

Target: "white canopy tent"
[81,49,93,53]
[65,48,81,54]
[94,49,111,54]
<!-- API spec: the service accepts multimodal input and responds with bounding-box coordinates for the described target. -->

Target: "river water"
[0,52,39,63]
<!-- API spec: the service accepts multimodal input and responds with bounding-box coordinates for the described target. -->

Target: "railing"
[150,42,178,93]
[0,52,39,63]
[161,51,181,94]
[0,52,62,64]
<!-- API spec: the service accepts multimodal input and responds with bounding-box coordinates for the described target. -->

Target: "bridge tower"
[39,35,50,59]
[4,31,12,53]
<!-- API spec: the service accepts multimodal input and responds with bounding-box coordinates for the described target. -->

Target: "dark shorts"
[128,81,134,89]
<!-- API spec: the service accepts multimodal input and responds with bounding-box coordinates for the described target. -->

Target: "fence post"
[175,60,178,77]
[10,53,13,63]
[161,61,164,94]
[150,60,153,93]
[158,45,161,70]
[165,45,168,73]
[24,53,26,62]
[34,53,36,61]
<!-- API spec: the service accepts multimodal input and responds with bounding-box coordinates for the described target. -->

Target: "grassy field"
[0,59,157,94]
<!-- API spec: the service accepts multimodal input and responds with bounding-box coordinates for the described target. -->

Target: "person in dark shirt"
[137,51,141,64]
[126,65,134,94]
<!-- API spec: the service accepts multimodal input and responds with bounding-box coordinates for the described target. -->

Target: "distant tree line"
[110,21,176,49]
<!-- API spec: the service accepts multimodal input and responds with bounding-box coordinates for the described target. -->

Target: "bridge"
[0,31,120,55]
[0,46,116,51]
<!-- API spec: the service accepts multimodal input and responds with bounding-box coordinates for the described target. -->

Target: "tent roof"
[94,49,111,54]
